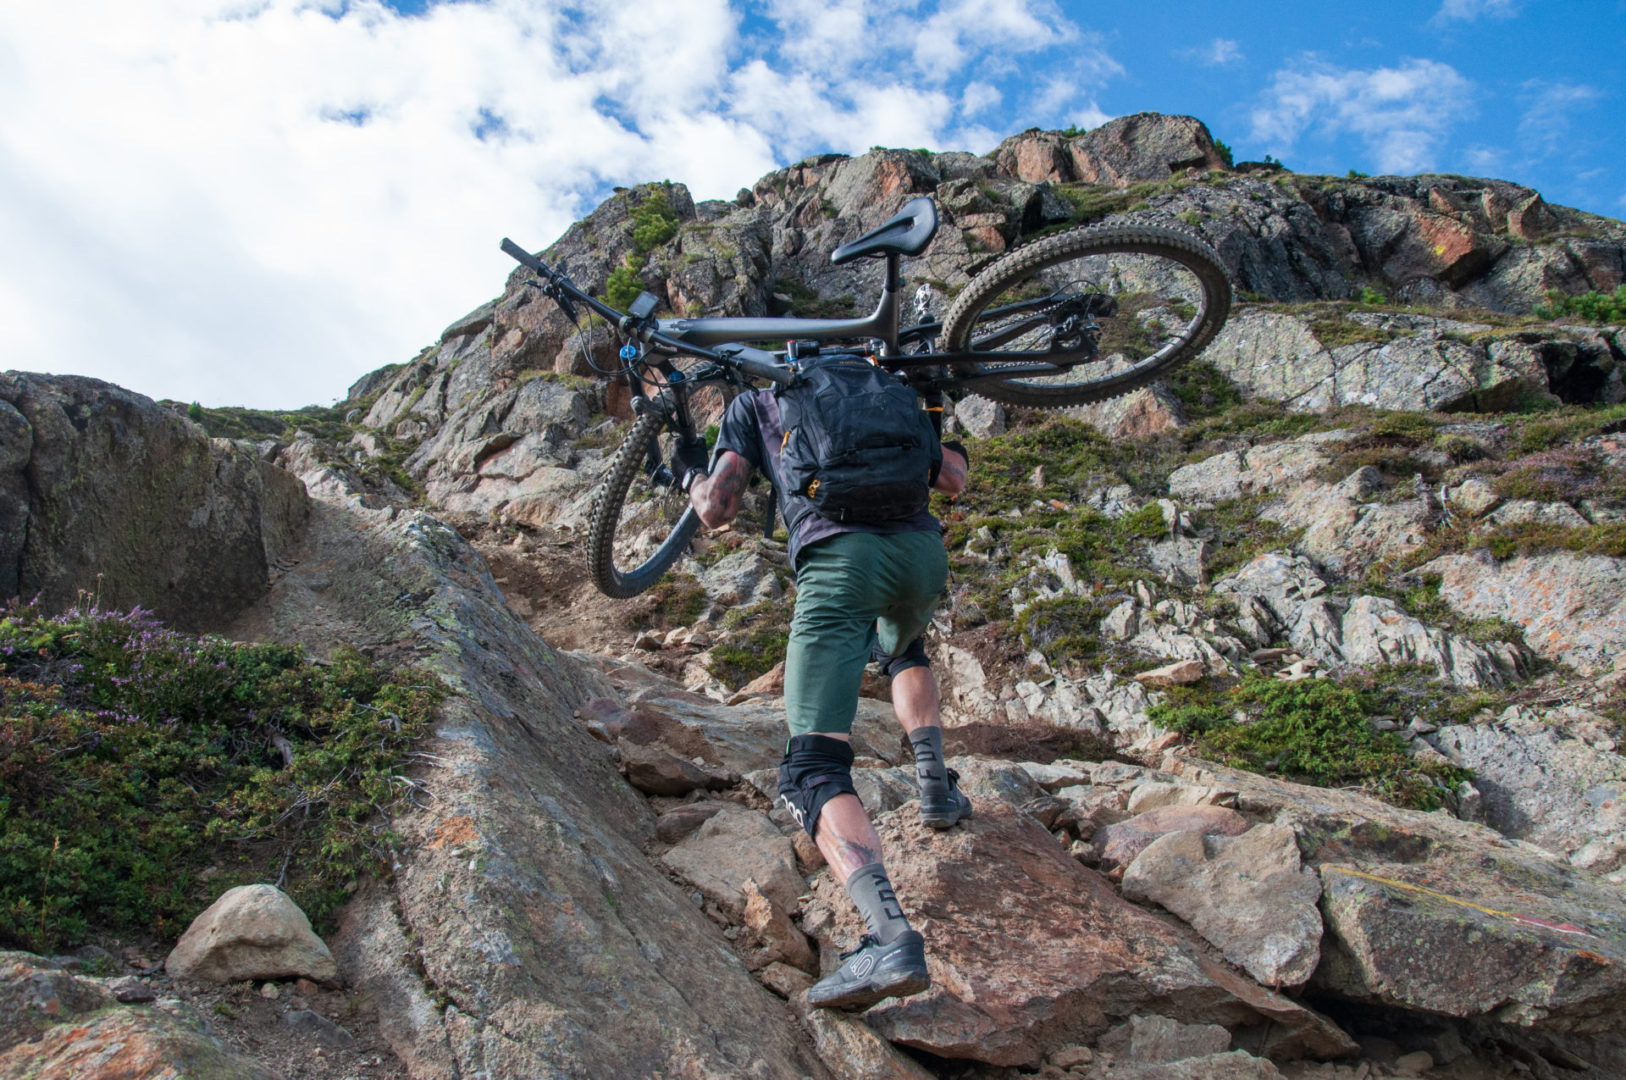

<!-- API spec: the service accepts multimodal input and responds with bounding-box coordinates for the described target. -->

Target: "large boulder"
[165,884,338,985]
[1164,755,1626,1035]
[1122,824,1324,988]
[801,802,1352,1068]
[0,373,307,630]
[1195,311,1553,413]
[1433,708,1626,873]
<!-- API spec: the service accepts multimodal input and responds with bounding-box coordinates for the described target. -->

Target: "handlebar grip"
[500,237,548,274]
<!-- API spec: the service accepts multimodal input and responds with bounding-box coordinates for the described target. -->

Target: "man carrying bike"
[679,371,971,1011]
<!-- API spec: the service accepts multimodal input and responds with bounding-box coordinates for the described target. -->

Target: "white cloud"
[1181,37,1243,66]
[0,0,1118,409]
[1518,80,1604,154]
[961,81,1002,117]
[1249,57,1475,174]
[1432,0,1519,24]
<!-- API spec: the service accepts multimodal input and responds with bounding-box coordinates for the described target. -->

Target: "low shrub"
[0,601,444,952]
[1150,673,1470,809]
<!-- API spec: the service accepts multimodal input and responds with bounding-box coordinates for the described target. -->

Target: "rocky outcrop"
[1423,550,1626,675]
[1166,755,1626,1034]
[1433,706,1626,873]
[231,464,828,1079]
[0,373,308,629]
[1195,311,1618,414]
[1213,551,1524,688]
[1,952,278,1079]
[800,802,1349,1068]
[328,113,1626,535]
[994,113,1231,186]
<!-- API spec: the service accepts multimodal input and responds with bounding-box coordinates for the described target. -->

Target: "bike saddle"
[829,197,938,265]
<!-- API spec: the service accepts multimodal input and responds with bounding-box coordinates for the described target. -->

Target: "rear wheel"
[587,409,702,598]
[940,222,1232,408]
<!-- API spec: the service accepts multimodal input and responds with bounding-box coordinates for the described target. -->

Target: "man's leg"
[870,532,970,828]
[779,534,929,1009]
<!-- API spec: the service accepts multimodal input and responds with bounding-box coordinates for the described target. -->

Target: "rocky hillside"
[5,113,1626,1080]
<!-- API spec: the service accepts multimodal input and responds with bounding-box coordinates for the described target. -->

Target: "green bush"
[1149,673,1470,809]
[629,188,680,253]
[1534,285,1626,324]
[0,602,444,952]
[604,260,645,310]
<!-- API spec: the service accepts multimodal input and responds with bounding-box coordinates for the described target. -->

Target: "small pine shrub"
[1150,673,1470,809]
[1534,285,1626,324]
[0,601,444,952]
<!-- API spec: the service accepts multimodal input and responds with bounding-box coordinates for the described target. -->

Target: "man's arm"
[933,443,968,498]
[689,449,755,529]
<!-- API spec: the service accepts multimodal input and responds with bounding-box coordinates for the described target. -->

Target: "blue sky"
[1,0,1622,410]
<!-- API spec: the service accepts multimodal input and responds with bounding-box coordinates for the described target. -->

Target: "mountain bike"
[501,196,1231,598]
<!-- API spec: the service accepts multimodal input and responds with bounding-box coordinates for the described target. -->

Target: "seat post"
[878,254,902,357]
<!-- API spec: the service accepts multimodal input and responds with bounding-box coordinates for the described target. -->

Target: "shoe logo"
[849,953,877,979]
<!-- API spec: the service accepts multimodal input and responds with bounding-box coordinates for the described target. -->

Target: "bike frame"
[657,253,912,356]
[497,234,1104,436]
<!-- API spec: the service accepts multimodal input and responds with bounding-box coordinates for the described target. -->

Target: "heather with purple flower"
[0,599,444,952]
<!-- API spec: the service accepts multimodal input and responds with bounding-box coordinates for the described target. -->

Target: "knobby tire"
[940,222,1233,408]
[587,409,701,598]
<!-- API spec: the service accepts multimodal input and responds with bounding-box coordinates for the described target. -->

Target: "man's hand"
[933,441,968,497]
[671,434,709,489]
[689,449,753,528]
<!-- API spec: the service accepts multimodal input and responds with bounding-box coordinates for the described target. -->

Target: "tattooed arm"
[689,449,754,529]
[932,443,968,498]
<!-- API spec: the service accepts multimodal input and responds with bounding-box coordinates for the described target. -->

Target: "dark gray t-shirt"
[713,389,939,570]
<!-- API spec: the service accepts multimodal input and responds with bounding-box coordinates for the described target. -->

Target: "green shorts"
[783,529,948,737]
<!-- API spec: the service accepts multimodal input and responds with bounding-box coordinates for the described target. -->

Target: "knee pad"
[871,635,930,679]
[776,734,857,840]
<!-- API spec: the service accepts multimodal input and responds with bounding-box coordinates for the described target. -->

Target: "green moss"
[621,573,707,631]
[1533,285,1626,323]
[1482,522,1626,559]
[707,600,791,686]
[1308,313,1396,348]
[1015,595,1116,661]
[628,186,680,254]
[1165,362,1244,420]
[1197,497,1304,578]
[0,602,445,952]
[1150,672,1470,810]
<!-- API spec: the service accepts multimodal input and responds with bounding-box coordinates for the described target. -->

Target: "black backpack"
[775,354,941,526]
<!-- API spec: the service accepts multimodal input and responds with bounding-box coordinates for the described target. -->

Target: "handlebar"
[501,237,795,388]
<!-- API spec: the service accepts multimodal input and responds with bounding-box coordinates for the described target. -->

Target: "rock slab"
[803,802,1343,1067]
[1122,824,1323,988]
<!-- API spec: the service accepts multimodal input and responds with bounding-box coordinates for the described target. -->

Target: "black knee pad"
[871,635,930,679]
[776,734,857,840]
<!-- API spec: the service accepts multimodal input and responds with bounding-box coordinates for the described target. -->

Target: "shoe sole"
[808,966,931,1011]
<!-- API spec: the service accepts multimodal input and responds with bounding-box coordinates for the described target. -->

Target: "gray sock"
[844,862,910,945]
[908,726,948,797]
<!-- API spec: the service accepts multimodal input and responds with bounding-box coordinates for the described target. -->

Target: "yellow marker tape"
[1322,865,1596,937]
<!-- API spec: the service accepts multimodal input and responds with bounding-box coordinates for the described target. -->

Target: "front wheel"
[940,222,1232,408]
[587,409,702,598]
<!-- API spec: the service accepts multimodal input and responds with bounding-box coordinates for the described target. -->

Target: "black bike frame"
[658,252,910,356]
